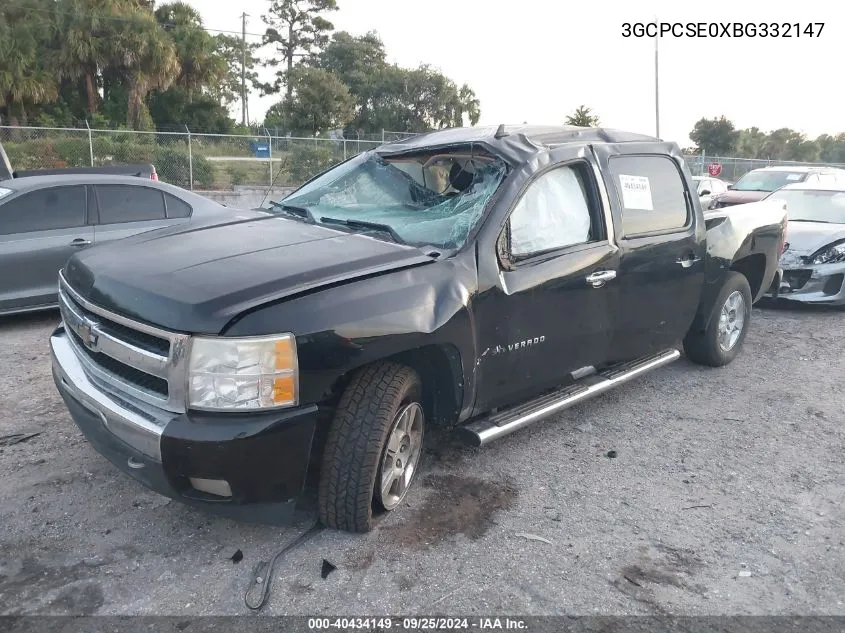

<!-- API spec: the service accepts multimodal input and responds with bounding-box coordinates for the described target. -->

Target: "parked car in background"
[692,175,730,208]
[709,165,845,209]
[762,182,845,305]
[0,174,258,316]
[49,125,786,532]
[0,139,157,182]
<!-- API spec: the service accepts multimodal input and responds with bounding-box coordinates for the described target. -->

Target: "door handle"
[585,270,617,288]
[676,254,702,268]
[70,238,92,247]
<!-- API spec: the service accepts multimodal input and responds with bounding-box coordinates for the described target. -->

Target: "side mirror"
[727,184,734,190]
[699,190,711,197]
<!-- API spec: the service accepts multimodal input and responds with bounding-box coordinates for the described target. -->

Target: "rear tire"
[318,362,424,533]
[684,271,752,367]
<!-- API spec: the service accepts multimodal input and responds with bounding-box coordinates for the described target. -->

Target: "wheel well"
[388,345,464,428]
[731,254,766,299]
[325,345,463,427]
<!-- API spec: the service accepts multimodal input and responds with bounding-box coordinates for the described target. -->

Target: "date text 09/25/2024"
[307,617,528,630]
[622,22,825,38]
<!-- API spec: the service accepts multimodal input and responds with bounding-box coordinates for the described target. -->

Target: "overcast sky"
[184,0,843,147]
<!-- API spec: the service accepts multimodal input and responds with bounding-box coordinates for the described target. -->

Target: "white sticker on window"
[618,174,653,210]
[786,174,802,181]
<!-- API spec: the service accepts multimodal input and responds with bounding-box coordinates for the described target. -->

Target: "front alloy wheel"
[318,362,425,532]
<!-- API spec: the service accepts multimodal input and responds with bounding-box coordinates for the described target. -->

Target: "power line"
[2,1,268,38]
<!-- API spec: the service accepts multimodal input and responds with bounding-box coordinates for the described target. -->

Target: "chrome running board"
[458,349,681,447]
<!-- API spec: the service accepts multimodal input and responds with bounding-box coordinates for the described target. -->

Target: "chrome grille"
[58,271,190,413]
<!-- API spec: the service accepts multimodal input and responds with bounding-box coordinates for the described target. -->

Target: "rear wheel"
[318,362,425,532]
[684,271,752,367]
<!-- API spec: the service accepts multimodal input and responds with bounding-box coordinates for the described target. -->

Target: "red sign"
[708,162,722,177]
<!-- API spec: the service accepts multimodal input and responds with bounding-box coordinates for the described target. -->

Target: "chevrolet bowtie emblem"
[77,319,99,351]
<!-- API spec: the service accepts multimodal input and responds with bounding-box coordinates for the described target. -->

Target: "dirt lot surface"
[0,301,843,616]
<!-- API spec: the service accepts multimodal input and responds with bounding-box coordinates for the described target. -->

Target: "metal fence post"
[381,129,385,144]
[85,120,94,166]
[265,127,274,190]
[185,125,193,191]
[343,138,347,161]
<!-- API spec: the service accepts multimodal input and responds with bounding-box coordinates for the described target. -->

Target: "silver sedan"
[763,182,845,305]
[0,174,257,316]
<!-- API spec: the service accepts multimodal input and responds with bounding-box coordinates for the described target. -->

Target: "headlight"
[810,241,845,265]
[188,334,298,410]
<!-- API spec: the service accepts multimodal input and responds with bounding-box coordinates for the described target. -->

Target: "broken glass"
[277,153,508,249]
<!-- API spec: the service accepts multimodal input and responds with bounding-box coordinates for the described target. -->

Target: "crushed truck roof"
[375,125,662,165]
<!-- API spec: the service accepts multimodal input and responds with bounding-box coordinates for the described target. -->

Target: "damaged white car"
[764,182,845,305]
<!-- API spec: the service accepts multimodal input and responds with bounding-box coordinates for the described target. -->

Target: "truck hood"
[780,221,845,266]
[711,190,769,207]
[63,215,436,333]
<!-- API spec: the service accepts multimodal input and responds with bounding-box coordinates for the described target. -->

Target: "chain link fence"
[683,154,845,182]
[6,125,845,192]
[0,125,387,192]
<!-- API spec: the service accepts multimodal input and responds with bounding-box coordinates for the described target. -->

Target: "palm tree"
[56,0,123,114]
[565,105,600,127]
[154,3,227,103]
[112,6,179,128]
[457,84,480,126]
[0,2,58,125]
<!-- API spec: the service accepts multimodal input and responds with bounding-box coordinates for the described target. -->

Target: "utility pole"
[654,16,660,139]
[241,12,249,126]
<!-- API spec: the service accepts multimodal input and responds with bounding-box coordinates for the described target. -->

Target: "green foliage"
[690,117,845,163]
[261,0,339,98]
[0,0,59,124]
[264,67,354,135]
[227,165,249,186]
[287,143,336,183]
[148,88,234,133]
[301,31,481,134]
[689,116,739,156]
[152,146,213,186]
[565,105,600,127]
[54,138,91,166]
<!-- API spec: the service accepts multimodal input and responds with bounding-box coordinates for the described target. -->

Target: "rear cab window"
[607,155,691,238]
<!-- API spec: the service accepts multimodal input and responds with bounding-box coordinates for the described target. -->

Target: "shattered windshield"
[271,151,507,249]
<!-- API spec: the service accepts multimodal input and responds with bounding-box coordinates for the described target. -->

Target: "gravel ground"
[0,301,843,616]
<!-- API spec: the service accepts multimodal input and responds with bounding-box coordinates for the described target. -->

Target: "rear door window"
[0,186,87,235]
[608,155,690,237]
[95,185,166,224]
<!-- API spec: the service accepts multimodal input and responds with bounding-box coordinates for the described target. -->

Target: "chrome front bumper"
[51,327,173,461]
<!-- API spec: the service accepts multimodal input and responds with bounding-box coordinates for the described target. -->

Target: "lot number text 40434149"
[622,22,825,38]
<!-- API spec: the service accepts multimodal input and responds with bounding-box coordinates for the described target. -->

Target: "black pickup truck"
[49,125,788,532]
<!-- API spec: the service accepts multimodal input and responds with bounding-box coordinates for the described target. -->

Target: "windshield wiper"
[790,218,836,223]
[320,217,405,244]
[269,201,316,223]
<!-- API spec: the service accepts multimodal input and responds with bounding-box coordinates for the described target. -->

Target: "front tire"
[318,362,425,533]
[684,271,752,367]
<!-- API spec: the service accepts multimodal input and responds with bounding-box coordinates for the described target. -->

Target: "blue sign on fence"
[250,141,270,158]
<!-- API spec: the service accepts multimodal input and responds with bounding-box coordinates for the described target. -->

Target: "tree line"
[0,0,482,136]
[688,116,845,164]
